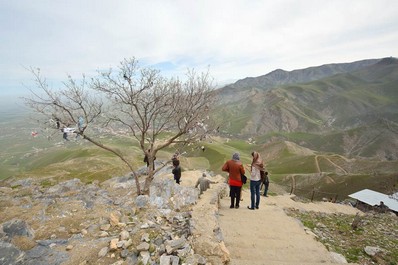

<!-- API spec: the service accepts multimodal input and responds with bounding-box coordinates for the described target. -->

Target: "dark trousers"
[263,182,269,196]
[230,185,241,207]
[174,176,180,184]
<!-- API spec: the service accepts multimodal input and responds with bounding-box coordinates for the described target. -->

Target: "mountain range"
[214,57,398,161]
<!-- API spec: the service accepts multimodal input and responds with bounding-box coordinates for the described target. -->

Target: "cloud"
[1,0,397,95]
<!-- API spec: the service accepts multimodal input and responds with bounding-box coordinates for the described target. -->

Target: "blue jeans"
[250,180,261,209]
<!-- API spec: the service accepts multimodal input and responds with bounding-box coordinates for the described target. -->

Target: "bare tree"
[24,58,215,195]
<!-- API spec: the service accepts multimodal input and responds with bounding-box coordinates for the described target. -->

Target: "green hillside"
[2,58,397,202]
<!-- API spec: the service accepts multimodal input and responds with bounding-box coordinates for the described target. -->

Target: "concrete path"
[218,188,360,265]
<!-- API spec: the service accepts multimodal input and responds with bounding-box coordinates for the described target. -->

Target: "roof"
[348,189,398,212]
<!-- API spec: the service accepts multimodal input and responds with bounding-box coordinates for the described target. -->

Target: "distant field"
[1,107,397,201]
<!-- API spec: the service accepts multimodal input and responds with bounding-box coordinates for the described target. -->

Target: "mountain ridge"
[220,58,381,92]
[213,57,398,160]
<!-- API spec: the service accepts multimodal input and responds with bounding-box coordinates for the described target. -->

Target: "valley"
[1,57,398,202]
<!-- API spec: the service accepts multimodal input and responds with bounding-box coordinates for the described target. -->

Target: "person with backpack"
[222,152,245,209]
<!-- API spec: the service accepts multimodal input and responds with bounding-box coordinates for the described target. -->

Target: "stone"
[100,224,111,231]
[109,238,119,251]
[110,212,120,226]
[141,233,150,242]
[2,219,35,239]
[98,247,108,258]
[25,245,69,264]
[0,241,25,264]
[66,245,74,251]
[165,238,186,250]
[159,255,171,265]
[330,252,348,263]
[123,239,133,249]
[170,255,180,265]
[117,241,125,248]
[117,222,126,228]
[120,249,129,258]
[136,195,149,209]
[364,246,385,256]
[99,231,109,237]
[136,242,150,251]
[140,251,150,265]
[119,230,129,241]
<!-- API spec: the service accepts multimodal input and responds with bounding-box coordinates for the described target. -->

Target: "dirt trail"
[315,155,348,174]
[218,186,360,265]
[170,170,360,265]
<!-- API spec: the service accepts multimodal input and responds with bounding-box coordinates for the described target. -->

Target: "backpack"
[241,173,247,184]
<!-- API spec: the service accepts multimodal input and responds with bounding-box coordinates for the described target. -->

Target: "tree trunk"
[83,134,142,195]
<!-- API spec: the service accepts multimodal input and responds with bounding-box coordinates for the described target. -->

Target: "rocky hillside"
[213,57,398,160]
[0,168,229,265]
[1,170,396,265]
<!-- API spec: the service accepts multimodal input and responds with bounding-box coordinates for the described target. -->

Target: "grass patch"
[286,210,398,264]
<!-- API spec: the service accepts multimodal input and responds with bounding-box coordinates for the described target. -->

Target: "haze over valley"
[1,57,397,201]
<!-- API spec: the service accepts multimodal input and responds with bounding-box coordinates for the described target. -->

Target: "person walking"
[144,149,156,172]
[262,171,270,197]
[222,152,245,209]
[62,127,69,141]
[172,159,181,184]
[247,151,264,210]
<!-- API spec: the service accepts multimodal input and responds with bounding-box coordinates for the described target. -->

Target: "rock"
[99,231,109,237]
[117,241,125,248]
[119,230,129,241]
[160,254,171,265]
[2,219,35,239]
[123,239,133,249]
[66,245,73,251]
[109,212,121,226]
[125,252,139,264]
[36,239,68,247]
[100,224,111,231]
[117,222,126,228]
[120,249,129,258]
[136,195,149,209]
[10,178,33,187]
[330,251,348,263]
[98,246,108,258]
[185,253,207,265]
[109,238,119,251]
[0,241,25,264]
[140,251,150,265]
[24,245,69,264]
[364,246,385,256]
[136,242,150,251]
[170,255,180,265]
[165,238,186,250]
[141,233,150,242]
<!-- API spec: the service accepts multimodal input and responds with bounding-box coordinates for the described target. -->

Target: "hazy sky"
[1,0,398,99]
